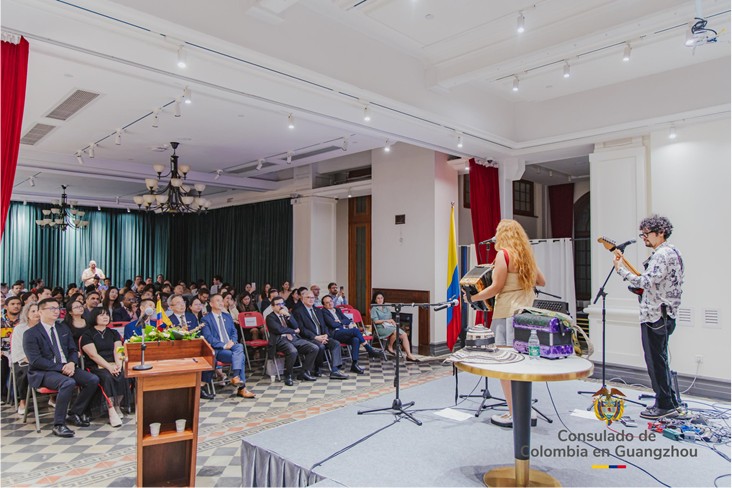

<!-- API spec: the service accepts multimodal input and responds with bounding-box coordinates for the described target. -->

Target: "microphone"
[479,237,497,245]
[137,306,155,323]
[614,239,637,252]
[434,299,459,311]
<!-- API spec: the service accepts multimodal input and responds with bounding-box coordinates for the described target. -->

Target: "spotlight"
[183,86,192,104]
[668,125,677,140]
[174,98,182,117]
[88,143,96,158]
[152,108,161,128]
[127,207,131,213]
[286,151,293,164]
[177,45,187,68]
[97,205,101,211]
[347,189,352,198]
[623,43,632,62]
[342,137,349,151]
[384,139,392,152]
[363,105,371,122]
[517,12,525,33]
[256,159,264,170]
[215,169,223,180]
[76,151,84,165]
[549,171,553,177]
[29,176,35,187]
[457,133,463,148]
[563,62,570,78]
[465,164,469,171]
[512,76,519,92]
[287,114,295,129]
[115,196,120,204]
[114,129,122,145]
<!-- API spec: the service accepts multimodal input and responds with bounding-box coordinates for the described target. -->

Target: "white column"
[498,157,525,219]
[292,196,337,289]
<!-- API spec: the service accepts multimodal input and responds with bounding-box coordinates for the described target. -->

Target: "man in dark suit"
[201,294,255,399]
[23,298,100,437]
[265,297,319,386]
[321,295,384,374]
[294,291,348,379]
[168,294,214,399]
[113,291,137,322]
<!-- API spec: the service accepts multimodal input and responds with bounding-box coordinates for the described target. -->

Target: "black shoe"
[330,370,349,380]
[80,413,91,424]
[311,370,322,377]
[200,389,214,400]
[299,372,317,381]
[52,424,75,437]
[350,364,365,375]
[367,348,385,360]
[284,375,294,386]
[639,406,676,420]
[66,413,90,427]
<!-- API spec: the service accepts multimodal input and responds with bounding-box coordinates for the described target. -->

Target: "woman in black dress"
[80,308,125,427]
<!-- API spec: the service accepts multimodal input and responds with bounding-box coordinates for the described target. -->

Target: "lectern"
[125,339,215,487]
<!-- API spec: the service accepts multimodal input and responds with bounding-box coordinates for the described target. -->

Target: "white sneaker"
[48,397,56,408]
[17,407,25,416]
[108,407,122,427]
[491,413,513,427]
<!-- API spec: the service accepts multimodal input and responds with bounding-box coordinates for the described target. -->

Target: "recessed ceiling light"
[425,13,434,20]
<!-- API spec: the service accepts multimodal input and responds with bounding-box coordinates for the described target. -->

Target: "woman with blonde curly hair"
[469,219,545,428]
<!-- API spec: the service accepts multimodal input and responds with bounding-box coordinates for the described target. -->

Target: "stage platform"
[241,371,730,487]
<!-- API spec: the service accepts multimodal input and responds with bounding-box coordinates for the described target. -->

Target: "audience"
[322,295,384,374]
[370,292,417,361]
[280,281,292,301]
[82,291,101,322]
[261,288,279,319]
[265,297,318,386]
[62,300,89,344]
[24,298,100,437]
[11,301,40,415]
[310,284,322,306]
[124,298,156,340]
[81,260,105,288]
[284,287,302,311]
[102,287,120,316]
[210,275,223,295]
[113,291,137,322]
[326,282,348,306]
[294,291,348,380]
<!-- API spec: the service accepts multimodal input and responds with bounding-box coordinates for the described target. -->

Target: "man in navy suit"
[294,291,349,379]
[201,294,255,399]
[123,298,158,341]
[23,298,100,437]
[265,297,319,386]
[169,294,214,400]
[322,295,384,374]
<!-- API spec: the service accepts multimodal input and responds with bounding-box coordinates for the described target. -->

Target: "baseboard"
[590,361,731,402]
[426,342,451,357]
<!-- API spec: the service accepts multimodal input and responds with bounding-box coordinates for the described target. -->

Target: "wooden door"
[348,196,371,318]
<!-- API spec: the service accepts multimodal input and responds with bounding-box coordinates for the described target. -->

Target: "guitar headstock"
[597,236,617,250]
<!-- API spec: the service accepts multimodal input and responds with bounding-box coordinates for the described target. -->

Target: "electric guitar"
[597,237,644,297]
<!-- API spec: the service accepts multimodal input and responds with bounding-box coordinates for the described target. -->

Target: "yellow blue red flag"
[446,204,462,351]
[156,297,172,328]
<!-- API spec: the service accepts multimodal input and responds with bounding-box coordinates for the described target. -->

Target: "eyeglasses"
[638,232,655,238]
[42,307,61,312]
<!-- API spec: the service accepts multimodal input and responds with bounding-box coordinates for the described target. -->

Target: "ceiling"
[4,0,729,208]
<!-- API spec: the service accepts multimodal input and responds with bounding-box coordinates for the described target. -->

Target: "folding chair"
[238,312,268,373]
[338,308,373,361]
[23,386,59,433]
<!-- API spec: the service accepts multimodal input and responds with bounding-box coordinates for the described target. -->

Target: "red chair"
[238,312,269,373]
[338,308,373,361]
[23,386,59,432]
[108,321,127,336]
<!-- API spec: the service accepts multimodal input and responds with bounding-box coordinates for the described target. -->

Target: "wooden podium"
[125,339,215,487]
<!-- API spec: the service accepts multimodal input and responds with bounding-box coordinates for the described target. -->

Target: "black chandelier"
[35,185,90,231]
[134,142,210,213]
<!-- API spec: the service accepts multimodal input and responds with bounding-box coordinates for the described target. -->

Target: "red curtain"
[1,37,30,240]
[468,159,501,326]
[548,183,575,238]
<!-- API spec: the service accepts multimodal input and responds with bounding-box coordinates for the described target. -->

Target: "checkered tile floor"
[1,353,450,487]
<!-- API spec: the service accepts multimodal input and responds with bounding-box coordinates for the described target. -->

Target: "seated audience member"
[37,287,53,301]
[51,287,64,302]
[261,289,279,319]
[82,291,101,322]
[236,292,259,313]
[294,291,348,379]
[285,287,303,311]
[80,308,124,427]
[258,283,271,309]
[160,283,172,295]
[173,283,185,296]
[20,291,38,306]
[1,282,8,298]
[209,275,223,295]
[113,291,137,322]
[265,297,319,386]
[188,296,205,321]
[124,298,156,341]
[120,279,133,295]
[154,274,165,291]
[222,292,239,319]
[175,296,212,399]
[65,283,79,302]
[280,281,291,301]
[326,282,348,306]
[63,300,90,344]
[3,295,22,328]
[7,280,24,298]
[24,298,100,437]
[131,276,143,292]
[168,294,197,330]
[310,285,322,307]
[11,302,40,415]
[189,282,198,297]
[322,295,384,374]
[197,289,211,316]
[102,287,120,316]
[140,285,155,301]
[370,292,417,361]
[201,294,255,399]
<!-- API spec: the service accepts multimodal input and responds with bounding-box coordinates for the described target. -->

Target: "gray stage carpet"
[241,371,731,487]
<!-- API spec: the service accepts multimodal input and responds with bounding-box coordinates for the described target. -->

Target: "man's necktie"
[49,327,63,364]
[279,315,292,340]
[310,309,321,334]
[217,315,229,343]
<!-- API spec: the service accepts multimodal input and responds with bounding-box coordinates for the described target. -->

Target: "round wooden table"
[455,355,593,487]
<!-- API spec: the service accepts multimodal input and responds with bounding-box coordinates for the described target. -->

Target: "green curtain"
[0,199,292,290]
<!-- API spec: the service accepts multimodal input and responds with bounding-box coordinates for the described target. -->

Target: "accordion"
[460,264,495,312]
[513,311,574,359]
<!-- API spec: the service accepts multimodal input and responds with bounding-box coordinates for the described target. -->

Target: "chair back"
[342,308,362,323]
[238,311,265,329]
[78,336,86,369]
[108,321,127,336]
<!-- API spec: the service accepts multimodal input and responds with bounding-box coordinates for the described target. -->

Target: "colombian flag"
[156,297,172,329]
[446,204,462,351]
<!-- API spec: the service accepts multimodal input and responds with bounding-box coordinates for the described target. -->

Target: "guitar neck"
[617,252,641,276]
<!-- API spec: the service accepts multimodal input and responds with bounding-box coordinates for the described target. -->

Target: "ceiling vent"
[20,123,56,145]
[46,89,100,120]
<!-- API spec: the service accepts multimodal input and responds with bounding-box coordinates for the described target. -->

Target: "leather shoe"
[284,375,294,386]
[230,376,244,387]
[311,370,322,377]
[237,387,256,399]
[299,372,317,381]
[66,413,90,427]
[80,413,91,424]
[200,389,214,400]
[350,364,365,375]
[52,424,75,437]
[368,349,386,360]
[330,370,349,380]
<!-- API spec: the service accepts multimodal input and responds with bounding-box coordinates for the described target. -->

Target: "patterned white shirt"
[616,242,684,323]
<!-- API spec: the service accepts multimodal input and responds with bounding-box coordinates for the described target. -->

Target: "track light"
[114,129,122,145]
[215,169,222,180]
[97,205,101,211]
[342,137,349,151]
[29,176,35,187]
[287,114,295,129]
[115,196,120,205]
[183,86,192,104]
[622,43,632,62]
[668,125,677,140]
[512,76,520,92]
[384,139,392,152]
[286,151,293,164]
[88,143,96,158]
[347,189,352,198]
[549,171,553,177]
[363,105,371,122]
[152,108,160,128]
[457,133,463,148]
[465,164,469,171]
[76,151,84,165]
[174,98,182,117]
[177,45,187,68]
[127,207,131,213]
[517,12,525,34]
[563,62,570,78]
[256,159,264,170]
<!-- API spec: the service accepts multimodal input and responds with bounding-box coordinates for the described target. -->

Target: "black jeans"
[640,317,678,410]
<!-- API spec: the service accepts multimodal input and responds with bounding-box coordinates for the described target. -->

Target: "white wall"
[335,198,349,295]
[457,174,474,246]
[292,196,337,290]
[573,179,590,203]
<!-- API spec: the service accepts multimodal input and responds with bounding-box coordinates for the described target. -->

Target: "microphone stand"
[132,314,153,371]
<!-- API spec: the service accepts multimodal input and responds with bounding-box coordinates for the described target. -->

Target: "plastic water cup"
[150,422,161,436]
[175,419,186,433]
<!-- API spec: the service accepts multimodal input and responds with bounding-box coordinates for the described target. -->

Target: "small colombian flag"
[156,298,172,329]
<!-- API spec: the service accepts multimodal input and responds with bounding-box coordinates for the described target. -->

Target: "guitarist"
[613,215,684,420]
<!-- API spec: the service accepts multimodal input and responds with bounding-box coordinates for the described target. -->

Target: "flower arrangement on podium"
[127,323,204,343]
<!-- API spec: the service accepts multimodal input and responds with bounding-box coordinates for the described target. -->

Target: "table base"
[483,462,560,487]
